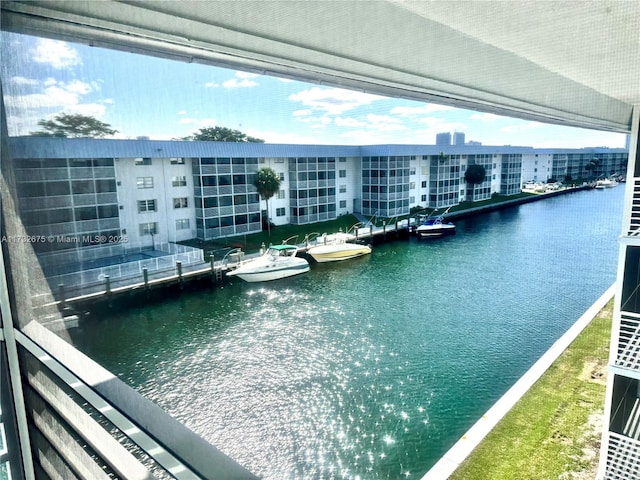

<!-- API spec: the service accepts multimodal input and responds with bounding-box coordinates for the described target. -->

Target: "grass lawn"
[449,300,612,480]
[180,214,363,256]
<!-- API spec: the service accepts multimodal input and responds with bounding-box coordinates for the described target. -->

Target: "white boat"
[595,178,618,189]
[307,232,372,263]
[226,244,309,282]
[415,214,456,238]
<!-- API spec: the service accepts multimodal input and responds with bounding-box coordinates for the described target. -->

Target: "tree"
[31,113,117,138]
[253,167,281,239]
[184,126,264,143]
[464,164,487,202]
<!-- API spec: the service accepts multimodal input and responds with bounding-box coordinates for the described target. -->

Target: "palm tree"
[464,164,487,202]
[253,167,281,239]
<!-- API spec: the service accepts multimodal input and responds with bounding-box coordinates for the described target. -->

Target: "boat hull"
[308,244,372,263]
[416,224,456,238]
[228,261,310,282]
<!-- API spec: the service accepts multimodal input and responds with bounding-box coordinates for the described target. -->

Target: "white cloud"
[222,78,258,88]
[103,99,114,104]
[178,117,218,127]
[293,109,312,117]
[204,81,220,88]
[63,103,106,118]
[390,104,455,116]
[296,115,332,129]
[244,128,322,144]
[64,80,94,95]
[32,39,81,69]
[288,87,385,115]
[335,117,366,127]
[500,121,543,133]
[178,110,187,115]
[10,76,39,86]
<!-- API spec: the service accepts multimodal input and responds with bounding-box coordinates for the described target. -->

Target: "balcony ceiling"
[2,0,639,132]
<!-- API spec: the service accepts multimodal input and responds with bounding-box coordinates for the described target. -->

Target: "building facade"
[7,137,627,272]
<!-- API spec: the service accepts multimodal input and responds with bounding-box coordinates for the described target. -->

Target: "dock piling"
[176,260,183,289]
[143,267,149,291]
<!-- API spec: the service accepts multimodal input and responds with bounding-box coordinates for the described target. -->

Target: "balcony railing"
[14,323,256,480]
[616,312,640,370]
[605,432,640,479]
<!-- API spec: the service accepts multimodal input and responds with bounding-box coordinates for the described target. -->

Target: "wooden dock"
[51,186,589,311]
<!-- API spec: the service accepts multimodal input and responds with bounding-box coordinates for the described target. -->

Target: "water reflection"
[70,187,623,478]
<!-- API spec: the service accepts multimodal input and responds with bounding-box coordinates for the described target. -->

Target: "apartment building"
[7,136,627,278]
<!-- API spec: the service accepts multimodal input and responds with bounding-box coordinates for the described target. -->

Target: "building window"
[339,185,347,193]
[339,169,347,178]
[276,190,285,199]
[139,222,158,235]
[136,176,153,189]
[170,157,185,165]
[339,200,347,208]
[176,218,190,230]
[421,194,427,202]
[278,172,285,181]
[135,157,152,166]
[276,207,286,217]
[410,167,416,175]
[421,180,427,188]
[409,196,415,203]
[339,157,346,162]
[173,197,188,209]
[137,199,157,213]
[410,182,416,189]
[274,158,285,163]
[172,175,187,187]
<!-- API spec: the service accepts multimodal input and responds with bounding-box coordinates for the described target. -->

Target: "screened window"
[138,199,157,212]
[172,175,187,187]
[173,197,188,208]
[137,177,153,189]
[139,222,158,235]
[176,218,190,230]
[135,157,152,166]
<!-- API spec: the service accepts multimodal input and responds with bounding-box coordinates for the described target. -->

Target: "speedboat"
[307,232,372,263]
[415,214,456,238]
[595,178,618,189]
[226,244,309,282]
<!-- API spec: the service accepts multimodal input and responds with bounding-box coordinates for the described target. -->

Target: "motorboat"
[226,244,309,282]
[307,232,372,263]
[415,213,456,238]
[595,178,618,189]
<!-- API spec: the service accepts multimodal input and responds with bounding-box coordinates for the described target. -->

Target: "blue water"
[70,187,624,479]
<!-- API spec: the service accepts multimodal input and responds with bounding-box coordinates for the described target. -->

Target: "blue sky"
[2,32,628,148]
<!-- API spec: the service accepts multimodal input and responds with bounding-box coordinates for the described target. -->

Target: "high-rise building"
[453,132,466,145]
[436,132,452,146]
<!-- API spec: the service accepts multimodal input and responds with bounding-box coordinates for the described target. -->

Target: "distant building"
[435,132,451,146]
[467,140,482,146]
[453,132,466,145]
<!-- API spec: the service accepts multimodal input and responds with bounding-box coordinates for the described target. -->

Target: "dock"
[50,184,591,312]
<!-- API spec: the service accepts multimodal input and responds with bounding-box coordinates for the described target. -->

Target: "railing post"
[104,275,111,294]
[176,260,183,290]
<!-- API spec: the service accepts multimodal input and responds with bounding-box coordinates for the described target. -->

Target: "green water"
[70,187,624,479]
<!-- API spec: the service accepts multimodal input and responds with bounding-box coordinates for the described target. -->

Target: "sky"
[1,32,628,149]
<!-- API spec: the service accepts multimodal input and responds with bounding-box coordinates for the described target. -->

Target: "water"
[69,187,624,479]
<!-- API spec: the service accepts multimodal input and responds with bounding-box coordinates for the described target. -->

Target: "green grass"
[449,300,612,480]
[180,214,363,255]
